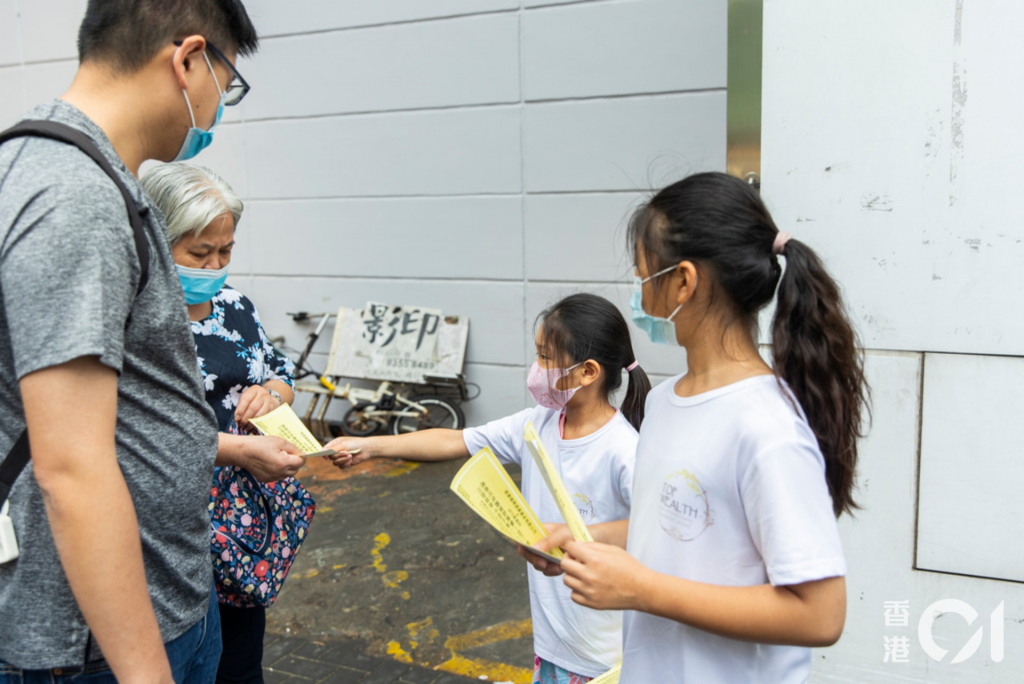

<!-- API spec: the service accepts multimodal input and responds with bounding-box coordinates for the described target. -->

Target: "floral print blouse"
[191,286,295,432]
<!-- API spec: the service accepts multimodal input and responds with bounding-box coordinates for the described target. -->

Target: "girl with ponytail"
[523,172,868,683]
[325,292,650,683]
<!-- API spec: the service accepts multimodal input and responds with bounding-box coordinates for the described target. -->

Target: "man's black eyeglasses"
[173,40,250,106]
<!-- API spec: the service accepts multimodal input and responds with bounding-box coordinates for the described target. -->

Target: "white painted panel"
[522,0,726,101]
[245,15,519,120]
[0,66,24,129]
[809,351,1024,682]
[244,107,522,199]
[0,0,20,66]
[454,363,527,426]
[182,123,249,199]
[763,0,1024,356]
[245,196,522,280]
[243,277,525,367]
[21,0,84,63]
[524,192,642,282]
[916,353,1024,583]
[525,282,686,378]
[523,92,727,193]
[244,0,517,37]
[22,60,76,108]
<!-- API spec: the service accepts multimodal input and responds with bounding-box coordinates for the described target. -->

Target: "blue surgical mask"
[176,264,228,305]
[630,265,693,347]
[174,51,227,162]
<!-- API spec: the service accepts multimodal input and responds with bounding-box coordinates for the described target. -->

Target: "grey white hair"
[141,163,243,245]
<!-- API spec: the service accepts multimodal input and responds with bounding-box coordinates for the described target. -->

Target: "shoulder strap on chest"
[0,120,152,503]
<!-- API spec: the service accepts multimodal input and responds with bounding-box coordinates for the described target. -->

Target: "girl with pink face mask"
[324,293,649,683]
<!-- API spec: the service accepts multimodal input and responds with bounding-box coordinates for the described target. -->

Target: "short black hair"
[78,0,259,72]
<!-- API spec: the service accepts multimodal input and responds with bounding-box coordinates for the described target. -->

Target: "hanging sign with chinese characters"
[362,302,442,377]
[325,302,469,383]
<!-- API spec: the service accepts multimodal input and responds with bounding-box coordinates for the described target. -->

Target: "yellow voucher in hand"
[248,404,324,455]
[523,420,594,543]
[589,664,621,684]
[450,447,563,564]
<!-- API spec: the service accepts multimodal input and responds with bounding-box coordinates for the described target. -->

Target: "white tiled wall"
[0,1,725,427]
[0,0,724,423]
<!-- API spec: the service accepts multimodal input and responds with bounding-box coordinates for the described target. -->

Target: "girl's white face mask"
[527,361,582,411]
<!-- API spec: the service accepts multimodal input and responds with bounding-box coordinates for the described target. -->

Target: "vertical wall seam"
[910,352,926,571]
[517,0,529,399]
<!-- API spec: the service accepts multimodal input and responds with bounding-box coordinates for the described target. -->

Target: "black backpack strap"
[0,120,150,294]
[0,431,28,505]
[0,120,152,504]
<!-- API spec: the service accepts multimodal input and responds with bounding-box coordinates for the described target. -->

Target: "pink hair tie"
[626,361,640,372]
[773,231,793,255]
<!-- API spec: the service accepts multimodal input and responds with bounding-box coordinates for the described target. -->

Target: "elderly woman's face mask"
[171,212,235,305]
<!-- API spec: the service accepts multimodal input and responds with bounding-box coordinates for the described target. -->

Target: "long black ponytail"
[538,293,651,431]
[627,172,869,516]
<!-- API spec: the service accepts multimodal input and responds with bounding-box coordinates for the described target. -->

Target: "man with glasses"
[0,2,257,683]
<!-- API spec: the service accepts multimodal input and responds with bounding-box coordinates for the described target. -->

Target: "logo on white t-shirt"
[658,468,711,541]
[572,492,595,523]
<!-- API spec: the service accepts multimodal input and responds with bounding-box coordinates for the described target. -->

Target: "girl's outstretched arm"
[324,429,470,468]
[560,540,846,648]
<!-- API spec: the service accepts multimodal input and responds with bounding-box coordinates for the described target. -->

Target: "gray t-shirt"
[0,101,219,669]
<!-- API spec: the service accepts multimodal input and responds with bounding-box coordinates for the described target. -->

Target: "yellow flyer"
[450,447,563,563]
[523,420,594,543]
[248,404,324,455]
[589,664,621,684]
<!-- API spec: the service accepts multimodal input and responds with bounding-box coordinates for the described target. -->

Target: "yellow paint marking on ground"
[431,619,534,683]
[371,533,391,573]
[384,461,420,478]
[372,533,412,597]
[301,569,319,579]
[383,570,408,588]
[405,618,438,643]
[444,618,533,652]
[386,641,413,664]
[318,507,334,513]
[435,655,532,684]
[332,564,347,570]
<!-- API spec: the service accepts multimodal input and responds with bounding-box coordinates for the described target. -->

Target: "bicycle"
[286,312,468,438]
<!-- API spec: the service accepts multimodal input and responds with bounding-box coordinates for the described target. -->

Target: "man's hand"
[235,385,282,428]
[241,436,305,482]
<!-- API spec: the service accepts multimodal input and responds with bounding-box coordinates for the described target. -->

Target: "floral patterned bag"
[209,438,316,607]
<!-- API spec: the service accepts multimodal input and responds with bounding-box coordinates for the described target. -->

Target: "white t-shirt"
[621,375,846,684]
[463,406,637,678]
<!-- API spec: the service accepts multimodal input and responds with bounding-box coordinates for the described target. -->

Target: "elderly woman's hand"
[242,435,305,482]
[235,385,282,428]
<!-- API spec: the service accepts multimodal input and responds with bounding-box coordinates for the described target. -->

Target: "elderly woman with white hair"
[142,163,309,684]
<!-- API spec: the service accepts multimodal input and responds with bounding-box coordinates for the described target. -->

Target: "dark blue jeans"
[0,586,222,684]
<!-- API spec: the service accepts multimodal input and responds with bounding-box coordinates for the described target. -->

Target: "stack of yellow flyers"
[590,664,621,684]
[450,447,563,564]
[248,404,326,455]
[523,421,593,543]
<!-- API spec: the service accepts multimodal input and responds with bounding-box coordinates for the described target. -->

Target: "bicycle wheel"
[389,395,465,435]
[342,404,386,437]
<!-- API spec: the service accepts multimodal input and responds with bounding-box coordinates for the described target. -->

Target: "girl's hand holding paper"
[561,539,652,611]
[519,522,572,577]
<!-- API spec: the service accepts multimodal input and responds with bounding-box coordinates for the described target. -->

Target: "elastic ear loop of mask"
[178,49,224,131]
